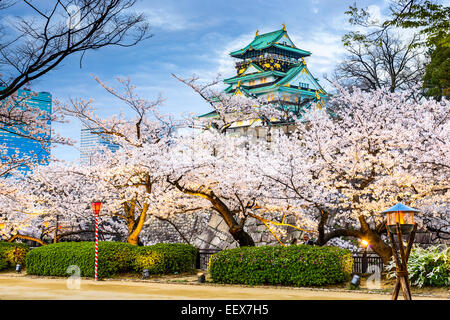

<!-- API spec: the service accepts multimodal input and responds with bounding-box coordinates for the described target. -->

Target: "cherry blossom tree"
[0,92,71,242]
[0,0,151,178]
[162,75,317,247]
[255,85,449,262]
[3,74,447,258]
[59,75,187,245]
[163,129,314,247]
[0,161,125,244]
[2,76,217,246]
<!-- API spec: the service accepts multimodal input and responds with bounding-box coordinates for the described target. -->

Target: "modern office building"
[80,127,120,165]
[0,88,52,173]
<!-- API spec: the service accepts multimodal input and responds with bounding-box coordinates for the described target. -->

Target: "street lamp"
[91,201,102,281]
[382,203,418,300]
[384,203,416,235]
[360,239,369,274]
[197,272,206,283]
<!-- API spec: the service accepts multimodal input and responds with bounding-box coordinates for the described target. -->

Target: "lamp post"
[91,201,102,281]
[360,239,369,274]
[382,203,418,300]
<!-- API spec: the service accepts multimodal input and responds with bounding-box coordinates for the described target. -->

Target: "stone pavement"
[0,273,447,300]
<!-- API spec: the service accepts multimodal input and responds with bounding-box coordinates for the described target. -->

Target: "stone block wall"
[140,211,303,250]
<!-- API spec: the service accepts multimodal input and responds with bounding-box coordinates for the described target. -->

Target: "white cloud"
[366,5,383,25]
[186,32,253,82]
[311,0,319,14]
[139,7,196,31]
[290,30,346,75]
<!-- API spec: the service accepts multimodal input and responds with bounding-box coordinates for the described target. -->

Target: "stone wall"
[24,211,446,249]
[140,211,303,250]
[139,212,449,251]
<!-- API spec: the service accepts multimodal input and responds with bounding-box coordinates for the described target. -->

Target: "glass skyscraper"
[80,127,120,165]
[0,88,52,173]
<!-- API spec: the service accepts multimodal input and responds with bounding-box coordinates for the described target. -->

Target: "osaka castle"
[199,25,329,137]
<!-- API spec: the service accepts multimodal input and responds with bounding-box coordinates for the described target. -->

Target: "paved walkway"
[0,274,447,300]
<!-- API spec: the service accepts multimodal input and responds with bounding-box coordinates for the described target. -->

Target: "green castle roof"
[230,28,311,58]
[197,27,329,122]
[224,70,287,84]
[223,64,327,97]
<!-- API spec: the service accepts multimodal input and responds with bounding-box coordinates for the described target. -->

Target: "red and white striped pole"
[91,201,102,281]
[94,213,99,281]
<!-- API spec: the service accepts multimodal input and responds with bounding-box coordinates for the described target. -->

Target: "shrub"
[0,241,30,269]
[25,241,198,279]
[0,259,7,271]
[209,245,353,286]
[132,243,198,274]
[386,245,449,287]
[26,241,137,279]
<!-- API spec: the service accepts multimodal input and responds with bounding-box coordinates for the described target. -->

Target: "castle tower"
[199,25,329,136]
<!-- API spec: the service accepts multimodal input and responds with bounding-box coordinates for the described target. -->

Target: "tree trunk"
[229,225,255,247]
[317,209,329,245]
[365,230,393,264]
[358,216,393,264]
[209,195,255,247]
[318,215,393,264]
[168,178,255,247]
[127,203,149,245]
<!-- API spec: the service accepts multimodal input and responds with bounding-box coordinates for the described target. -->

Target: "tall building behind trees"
[80,127,120,165]
[0,88,52,173]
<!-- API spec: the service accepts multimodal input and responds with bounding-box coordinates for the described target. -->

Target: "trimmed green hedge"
[209,245,353,286]
[0,259,7,271]
[0,241,30,270]
[133,243,198,274]
[25,241,197,279]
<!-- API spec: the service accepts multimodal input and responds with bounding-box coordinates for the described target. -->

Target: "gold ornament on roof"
[315,91,321,100]
[256,29,259,37]
[282,23,286,31]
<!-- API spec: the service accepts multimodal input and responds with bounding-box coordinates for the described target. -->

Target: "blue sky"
[8,0,392,161]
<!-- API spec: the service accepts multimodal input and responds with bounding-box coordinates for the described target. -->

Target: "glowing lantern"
[91,201,102,215]
[382,203,418,235]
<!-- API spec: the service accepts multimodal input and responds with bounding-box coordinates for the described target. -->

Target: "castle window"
[299,82,309,89]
